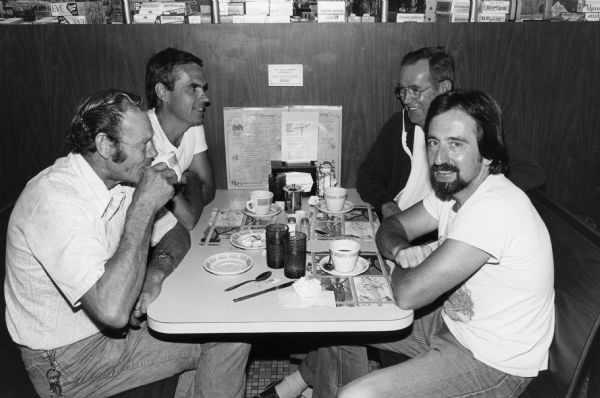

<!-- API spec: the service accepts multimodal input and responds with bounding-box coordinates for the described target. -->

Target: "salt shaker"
[287,217,297,233]
[299,217,310,236]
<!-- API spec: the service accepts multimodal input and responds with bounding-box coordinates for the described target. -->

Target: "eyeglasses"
[394,85,432,100]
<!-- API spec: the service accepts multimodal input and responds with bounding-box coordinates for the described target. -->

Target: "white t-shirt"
[423,174,555,377]
[4,154,176,350]
[147,108,208,172]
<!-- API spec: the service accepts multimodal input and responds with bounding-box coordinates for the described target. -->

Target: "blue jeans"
[312,308,532,398]
[19,323,250,398]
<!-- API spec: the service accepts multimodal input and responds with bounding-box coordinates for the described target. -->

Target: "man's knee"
[338,380,376,398]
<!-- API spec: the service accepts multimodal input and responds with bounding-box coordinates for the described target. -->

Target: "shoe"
[252,380,281,398]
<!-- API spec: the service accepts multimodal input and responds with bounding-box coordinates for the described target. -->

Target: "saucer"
[230,229,266,250]
[204,252,253,275]
[317,200,355,215]
[318,256,369,277]
[243,204,282,218]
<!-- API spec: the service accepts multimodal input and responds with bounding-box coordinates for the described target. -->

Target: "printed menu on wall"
[223,106,342,190]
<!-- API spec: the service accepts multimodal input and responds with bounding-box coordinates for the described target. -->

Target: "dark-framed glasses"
[394,84,432,100]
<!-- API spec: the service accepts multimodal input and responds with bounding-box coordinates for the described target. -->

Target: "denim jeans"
[312,308,532,398]
[19,323,250,398]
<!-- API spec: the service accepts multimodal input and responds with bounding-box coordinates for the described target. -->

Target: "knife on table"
[233,281,295,302]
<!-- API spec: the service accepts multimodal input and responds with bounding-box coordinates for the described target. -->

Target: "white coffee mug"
[324,187,348,212]
[329,239,360,273]
[246,190,274,215]
[151,152,182,182]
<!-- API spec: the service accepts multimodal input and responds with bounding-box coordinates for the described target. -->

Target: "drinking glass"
[266,223,289,269]
[285,231,307,279]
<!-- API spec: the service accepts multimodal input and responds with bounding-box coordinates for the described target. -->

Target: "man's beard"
[430,163,468,201]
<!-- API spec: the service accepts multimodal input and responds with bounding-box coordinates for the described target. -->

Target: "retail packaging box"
[245,0,268,14]
[391,12,425,21]
[187,11,211,21]
[317,0,344,14]
[585,11,599,18]
[133,11,156,21]
[450,11,469,19]
[268,0,291,14]
[449,0,470,13]
[3,1,38,20]
[218,1,227,14]
[0,16,23,21]
[243,13,266,20]
[157,14,184,21]
[33,15,60,21]
[317,12,345,21]
[35,1,104,16]
[266,13,289,20]
[199,4,210,12]
[477,11,505,19]
[138,0,197,15]
[62,13,104,22]
[480,0,510,13]
[227,2,244,14]
[347,12,360,20]
[361,14,375,20]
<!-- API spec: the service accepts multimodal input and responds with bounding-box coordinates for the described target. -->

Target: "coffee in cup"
[329,239,360,273]
[246,190,274,215]
[324,187,348,212]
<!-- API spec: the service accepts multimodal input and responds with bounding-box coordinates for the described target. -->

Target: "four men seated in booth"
[4,45,553,398]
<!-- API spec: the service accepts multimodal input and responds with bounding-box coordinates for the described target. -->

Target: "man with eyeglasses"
[357,47,545,220]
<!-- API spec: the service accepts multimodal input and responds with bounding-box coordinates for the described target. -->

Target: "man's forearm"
[169,172,206,230]
[148,222,191,280]
[376,215,411,260]
[83,199,156,327]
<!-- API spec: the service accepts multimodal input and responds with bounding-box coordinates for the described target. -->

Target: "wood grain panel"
[1,24,599,226]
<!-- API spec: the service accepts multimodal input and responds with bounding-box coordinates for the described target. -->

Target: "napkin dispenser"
[271,161,317,195]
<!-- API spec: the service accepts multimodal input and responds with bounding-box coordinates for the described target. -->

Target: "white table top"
[147,189,413,334]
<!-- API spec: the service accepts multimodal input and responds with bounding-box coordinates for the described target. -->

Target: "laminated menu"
[223,106,342,190]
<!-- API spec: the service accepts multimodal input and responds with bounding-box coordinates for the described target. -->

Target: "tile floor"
[244,352,381,398]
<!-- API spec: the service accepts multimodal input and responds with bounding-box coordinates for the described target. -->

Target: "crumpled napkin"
[277,276,336,308]
[285,172,314,193]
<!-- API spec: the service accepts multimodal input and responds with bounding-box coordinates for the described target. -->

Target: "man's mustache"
[431,163,459,173]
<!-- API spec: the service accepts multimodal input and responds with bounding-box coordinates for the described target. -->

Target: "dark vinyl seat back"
[522,191,600,398]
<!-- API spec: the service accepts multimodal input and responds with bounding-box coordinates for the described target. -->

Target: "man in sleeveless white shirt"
[145,47,216,230]
[314,90,554,398]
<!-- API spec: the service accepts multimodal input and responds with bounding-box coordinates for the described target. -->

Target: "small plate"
[204,252,253,275]
[318,255,369,277]
[242,204,282,218]
[230,229,266,250]
[317,200,355,215]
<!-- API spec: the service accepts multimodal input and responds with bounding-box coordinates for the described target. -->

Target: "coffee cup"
[151,152,182,182]
[329,239,360,273]
[324,187,347,212]
[246,190,274,215]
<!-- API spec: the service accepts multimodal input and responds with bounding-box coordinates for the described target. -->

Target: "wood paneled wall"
[1,24,599,224]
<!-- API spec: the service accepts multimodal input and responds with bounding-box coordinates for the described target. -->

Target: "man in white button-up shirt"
[5,89,250,398]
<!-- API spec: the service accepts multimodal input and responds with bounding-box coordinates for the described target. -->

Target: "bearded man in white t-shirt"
[145,47,216,230]
[308,90,555,398]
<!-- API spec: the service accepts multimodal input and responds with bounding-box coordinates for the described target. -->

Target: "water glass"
[266,223,288,269]
[285,231,307,279]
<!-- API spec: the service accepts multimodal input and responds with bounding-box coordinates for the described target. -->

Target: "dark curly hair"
[67,89,143,160]
[145,47,204,109]
[425,90,508,175]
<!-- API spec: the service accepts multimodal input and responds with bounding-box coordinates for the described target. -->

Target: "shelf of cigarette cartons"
[547,0,600,20]
[434,0,472,22]
[215,0,292,23]
[317,0,345,22]
[475,0,511,22]
[133,0,198,23]
[1,0,105,23]
[387,12,427,22]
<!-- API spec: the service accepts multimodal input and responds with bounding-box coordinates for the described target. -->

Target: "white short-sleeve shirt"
[4,153,176,350]
[147,108,208,172]
[423,174,555,377]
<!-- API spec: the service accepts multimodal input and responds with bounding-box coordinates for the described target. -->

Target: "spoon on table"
[224,271,272,291]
